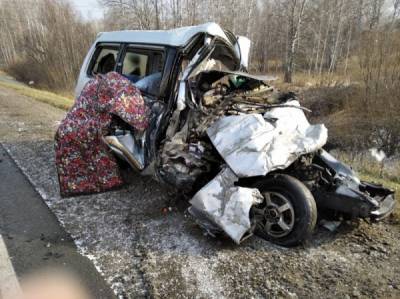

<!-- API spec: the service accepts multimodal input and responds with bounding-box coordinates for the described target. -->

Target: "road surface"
[0,144,115,298]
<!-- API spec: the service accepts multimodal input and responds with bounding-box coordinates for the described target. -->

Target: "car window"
[90,46,119,75]
[122,52,148,78]
[121,48,165,96]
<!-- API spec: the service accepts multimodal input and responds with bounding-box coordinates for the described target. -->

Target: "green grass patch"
[0,81,73,110]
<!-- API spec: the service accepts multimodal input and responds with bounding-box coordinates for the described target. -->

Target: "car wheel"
[251,174,317,246]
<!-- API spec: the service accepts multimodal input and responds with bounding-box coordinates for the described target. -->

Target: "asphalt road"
[0,84,399,298]
[0,144,115,299]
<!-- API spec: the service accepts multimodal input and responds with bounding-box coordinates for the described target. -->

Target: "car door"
[117,44,171,166]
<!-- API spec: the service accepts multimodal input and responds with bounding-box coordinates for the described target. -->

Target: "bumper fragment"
[370,193,396,221]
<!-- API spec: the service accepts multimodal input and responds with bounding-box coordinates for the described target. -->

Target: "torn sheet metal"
[318,149,360,188]
[177,39,214,111]
[189,167,263,244]
[234,36,251,69]
[207,100,328,177]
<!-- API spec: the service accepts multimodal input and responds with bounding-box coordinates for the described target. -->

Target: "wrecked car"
[59,23,395,246]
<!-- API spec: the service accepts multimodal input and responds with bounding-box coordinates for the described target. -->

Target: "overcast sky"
[71,0,105,20]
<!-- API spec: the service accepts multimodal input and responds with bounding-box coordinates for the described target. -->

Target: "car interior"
[90,45,165,96]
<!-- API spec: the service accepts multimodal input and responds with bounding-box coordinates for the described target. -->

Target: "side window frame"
[86,43,122,77]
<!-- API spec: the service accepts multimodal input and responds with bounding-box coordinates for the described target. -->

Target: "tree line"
[101,0,400,82]
[0,0,96,90]
[0,0,399,88]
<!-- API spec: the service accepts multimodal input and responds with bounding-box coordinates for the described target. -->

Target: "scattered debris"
[320,219,342,232]
[370,148,386,162]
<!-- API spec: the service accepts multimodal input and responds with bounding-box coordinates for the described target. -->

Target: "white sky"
[70,0,105,20]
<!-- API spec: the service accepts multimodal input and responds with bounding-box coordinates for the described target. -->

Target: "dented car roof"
[97,22,231,47]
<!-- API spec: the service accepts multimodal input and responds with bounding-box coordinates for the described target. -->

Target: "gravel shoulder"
[1,86,399,298]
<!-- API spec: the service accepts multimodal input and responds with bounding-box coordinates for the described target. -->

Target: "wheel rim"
[252,191,295,238]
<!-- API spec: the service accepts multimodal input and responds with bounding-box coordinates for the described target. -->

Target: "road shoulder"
[0,144,115,299]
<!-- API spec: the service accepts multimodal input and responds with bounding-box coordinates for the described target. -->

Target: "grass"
[359,173,400,192]
[0,80,73,111]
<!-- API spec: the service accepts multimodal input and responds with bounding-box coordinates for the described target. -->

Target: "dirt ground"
[1,86,399,298]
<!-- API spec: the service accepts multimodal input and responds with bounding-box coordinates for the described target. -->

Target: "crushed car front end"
[164,32,396,245]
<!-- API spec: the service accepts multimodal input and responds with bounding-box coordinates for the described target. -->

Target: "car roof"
[96,22,231,47]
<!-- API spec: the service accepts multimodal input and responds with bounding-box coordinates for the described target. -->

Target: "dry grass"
[0,81,73,111]
[333,150,400,185]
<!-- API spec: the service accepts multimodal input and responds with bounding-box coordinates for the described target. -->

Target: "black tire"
[251,174,317,247]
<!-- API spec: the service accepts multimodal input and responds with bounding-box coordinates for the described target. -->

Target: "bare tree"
[1,0,400,92]
[0,0,96,90]
[282,0,308,83]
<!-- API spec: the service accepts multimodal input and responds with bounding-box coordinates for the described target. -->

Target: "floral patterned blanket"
[55,72,149,197]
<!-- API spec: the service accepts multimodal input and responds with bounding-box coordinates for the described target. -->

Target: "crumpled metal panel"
[234,36,251,69]
[319,149,360,188]
[189,167,263,244]
[207,100,328,177]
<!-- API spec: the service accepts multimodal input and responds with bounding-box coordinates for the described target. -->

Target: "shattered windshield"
[190,43,238,78]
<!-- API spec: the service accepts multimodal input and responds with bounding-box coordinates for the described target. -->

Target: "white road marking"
[0,235,21,299]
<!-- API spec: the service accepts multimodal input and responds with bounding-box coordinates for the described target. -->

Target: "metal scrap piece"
[189,166,263,244]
